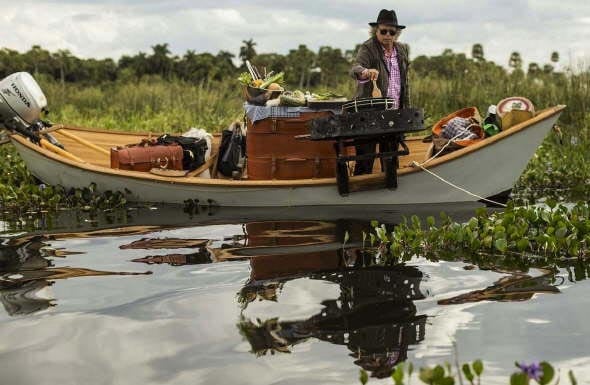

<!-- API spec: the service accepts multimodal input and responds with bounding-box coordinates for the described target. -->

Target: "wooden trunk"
[247,156,336,180]
[250,252,343,280]
[246,112,337,180]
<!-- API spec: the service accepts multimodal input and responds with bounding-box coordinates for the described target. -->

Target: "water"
[1,204,589,384]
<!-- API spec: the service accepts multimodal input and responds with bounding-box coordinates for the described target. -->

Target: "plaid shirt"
[383,46,401,108]
[441,117,479,140]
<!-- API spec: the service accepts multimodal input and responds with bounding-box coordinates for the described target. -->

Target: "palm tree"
[216,50,236,77]
[509,52,522,70]
[543,64,554,74]
[53,49,73,85]
[239,39,257,66]
[149,43,172,77]
[286,44,315,88]
[471,44,484,61]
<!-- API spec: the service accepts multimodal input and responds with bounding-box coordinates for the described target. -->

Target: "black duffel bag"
[217,127,246,177]
[157,134,208,170]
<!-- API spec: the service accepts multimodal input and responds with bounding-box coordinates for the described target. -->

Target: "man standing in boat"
[351,9,411,175]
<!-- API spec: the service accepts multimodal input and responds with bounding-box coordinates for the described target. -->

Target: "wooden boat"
[9,105,565,207]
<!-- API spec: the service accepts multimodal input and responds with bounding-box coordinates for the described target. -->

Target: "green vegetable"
[311,91,345,100]
[279,90,306,107]
[259,72,284,89]
[237,72,253,86]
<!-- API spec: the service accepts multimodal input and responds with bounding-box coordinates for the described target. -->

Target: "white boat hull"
[11,107,563,207]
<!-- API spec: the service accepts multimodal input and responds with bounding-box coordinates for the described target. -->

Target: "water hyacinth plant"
[514,362,544,383]
[367,201,590,265]
[0,146,128,231]
[359,360,577,385]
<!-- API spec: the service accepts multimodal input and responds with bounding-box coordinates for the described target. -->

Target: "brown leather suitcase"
[245,221,336,247]
[111,144,184,172]
[246,111,337,180]
[247,156,336,180]
[250,251,343,280]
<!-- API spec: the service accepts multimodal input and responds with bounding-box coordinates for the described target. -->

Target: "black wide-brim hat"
[369,9,406,29]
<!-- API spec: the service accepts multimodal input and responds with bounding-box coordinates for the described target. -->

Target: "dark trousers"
[353,140,394,175]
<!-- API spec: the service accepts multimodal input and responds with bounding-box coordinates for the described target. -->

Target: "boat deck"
[48,126,433,177]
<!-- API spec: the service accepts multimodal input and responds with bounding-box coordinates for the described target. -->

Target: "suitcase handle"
[156,156,169,169]
[284,158,308,162]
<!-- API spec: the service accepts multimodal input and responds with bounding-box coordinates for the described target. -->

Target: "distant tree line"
[0,41,564,86]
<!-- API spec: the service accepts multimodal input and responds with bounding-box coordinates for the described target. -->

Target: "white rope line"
[420,132,464,166]
[410,160,507,207]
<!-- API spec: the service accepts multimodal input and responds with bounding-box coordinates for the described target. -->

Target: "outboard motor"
[0,72,48,142]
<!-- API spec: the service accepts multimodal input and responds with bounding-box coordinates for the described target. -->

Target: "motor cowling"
[0,72,47,132]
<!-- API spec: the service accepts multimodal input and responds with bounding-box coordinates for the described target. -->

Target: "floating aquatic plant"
[368,201,590,265]
[0,146,129,234]
[360,360,576,385]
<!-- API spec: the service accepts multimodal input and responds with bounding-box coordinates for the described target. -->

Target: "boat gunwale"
[10,105,566,188]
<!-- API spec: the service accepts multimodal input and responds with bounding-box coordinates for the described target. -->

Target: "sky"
[2,0,589,69]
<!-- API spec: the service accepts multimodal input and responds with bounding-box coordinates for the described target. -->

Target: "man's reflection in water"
[237,248,427,379]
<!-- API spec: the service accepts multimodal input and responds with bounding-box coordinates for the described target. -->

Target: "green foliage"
[472,359,483,376]
[461,360,483,384]
[418,364,454,384]
[392,364,405,385]
[40,77,243,132]
[368,202,590,264]
[510,372,528,385]
[462,363,475,383]
[513,123,590,203]
[538,362,555,385]
[239,39,257,66]
[358,359,577,385]
[359,369,369,385]
[0,146,127,221]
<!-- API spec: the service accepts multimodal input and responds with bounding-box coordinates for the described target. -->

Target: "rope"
[420,132,464,166]
[410,159,507,207]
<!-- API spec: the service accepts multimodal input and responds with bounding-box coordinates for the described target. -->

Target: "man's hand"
[361,68,379,80]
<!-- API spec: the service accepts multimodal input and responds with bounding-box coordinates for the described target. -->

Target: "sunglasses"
[379,29,397,36]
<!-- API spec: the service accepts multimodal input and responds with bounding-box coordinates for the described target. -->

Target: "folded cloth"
[244,103,341,124]
[441,117,479,140]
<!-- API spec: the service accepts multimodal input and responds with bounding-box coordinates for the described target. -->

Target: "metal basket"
[342,97,397,113]
[242,85,282,106]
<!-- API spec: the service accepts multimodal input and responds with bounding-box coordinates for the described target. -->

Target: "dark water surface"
[1,204,589,385]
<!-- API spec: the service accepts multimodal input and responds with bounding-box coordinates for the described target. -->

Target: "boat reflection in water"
[0,232,152,316]
[232,221,428,378]
[121,219,428,377]
[122,218,576,378]
[438,270,561,304]
[1,208,583,378]
[238,254,427,378]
